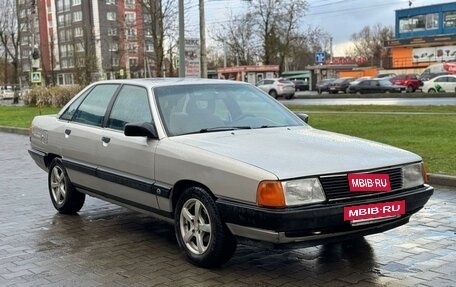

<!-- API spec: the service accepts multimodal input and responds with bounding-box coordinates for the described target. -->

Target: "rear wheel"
[48,158,85,214]
[428,88,436,93]
[285,93,294,100]
[269,90,278,99]
[175,186,237,268]
[406,85,415,93]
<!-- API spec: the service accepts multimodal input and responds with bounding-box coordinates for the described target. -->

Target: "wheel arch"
[170,179,216,213]
[45,153,61,169]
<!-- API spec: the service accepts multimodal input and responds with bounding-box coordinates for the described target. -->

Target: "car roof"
[92,78,249,89]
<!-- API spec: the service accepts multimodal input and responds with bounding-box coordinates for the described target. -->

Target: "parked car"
[421,74,456,93]
[328,77,356,94]
[347,79,407,94]
[391,74,422,92]
[256,78,295,99]
[292,79,309,91]
[0,86,14,99]
[377,73,396,79]
[316,78,336,94]
[29,79,433,268]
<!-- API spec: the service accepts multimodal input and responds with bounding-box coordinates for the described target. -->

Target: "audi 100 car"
[29,79,433,268]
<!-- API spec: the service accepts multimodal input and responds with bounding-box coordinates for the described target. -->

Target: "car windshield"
[154,83,303,136]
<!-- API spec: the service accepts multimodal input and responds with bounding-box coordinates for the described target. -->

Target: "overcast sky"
[188,0,456,56]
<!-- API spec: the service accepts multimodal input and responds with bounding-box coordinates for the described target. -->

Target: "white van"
[419,63,456,81]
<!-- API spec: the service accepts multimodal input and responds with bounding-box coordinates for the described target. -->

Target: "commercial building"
[385,2,456,70]
[18,0,154,86]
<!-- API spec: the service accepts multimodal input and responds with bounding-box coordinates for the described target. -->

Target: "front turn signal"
[422,162,429,183]
[257,181,285,208]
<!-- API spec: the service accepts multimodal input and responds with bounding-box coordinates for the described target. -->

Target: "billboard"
[185,38,200,78]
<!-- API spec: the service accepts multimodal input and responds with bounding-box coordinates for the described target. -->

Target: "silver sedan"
[29,78,433,268]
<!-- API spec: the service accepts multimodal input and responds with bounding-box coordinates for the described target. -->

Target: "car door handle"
[65,129,71,135]
[101,137,111,143]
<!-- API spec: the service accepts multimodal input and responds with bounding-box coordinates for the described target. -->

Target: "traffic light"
[31,48,40,60]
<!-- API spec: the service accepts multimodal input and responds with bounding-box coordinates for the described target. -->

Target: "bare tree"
[72,26,98,86]
[214,13,258,66]
[0,0,21,88]
[349,24,393,67]
[252,0,308,72]
[287,26,331,70]
[139,0,177,77]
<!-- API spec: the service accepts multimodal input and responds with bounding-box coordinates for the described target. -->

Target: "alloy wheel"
[179,198,212,255]
[50,165,66,205]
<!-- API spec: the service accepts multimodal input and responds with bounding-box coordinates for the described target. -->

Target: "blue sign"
[315,52,325,63]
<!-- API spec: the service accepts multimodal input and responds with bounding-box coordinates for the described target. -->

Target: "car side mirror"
[296,113,309,123]
[124,122,158,139]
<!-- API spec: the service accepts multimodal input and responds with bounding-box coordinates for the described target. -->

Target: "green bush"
[23,85,83,107]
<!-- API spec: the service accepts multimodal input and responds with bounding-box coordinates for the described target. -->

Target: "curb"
[0,126,29,135]
[428,173,456,187]
[1,126,455,188]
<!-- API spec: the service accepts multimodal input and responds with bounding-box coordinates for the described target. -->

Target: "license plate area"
[344,200,405,222]
[348,173,391,192]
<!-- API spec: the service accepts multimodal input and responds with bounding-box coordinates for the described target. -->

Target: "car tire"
[406,85,414,93]
[318,88,322,94]
[269,90,278,99]
[428,88,436,93]
[385,90,391,94]
[48,158,85,214]
[285,93,294,100]
[175,186,237,268]
[356,91,361,95]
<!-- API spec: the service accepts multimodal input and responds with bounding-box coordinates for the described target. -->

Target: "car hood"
[170,127,421,179]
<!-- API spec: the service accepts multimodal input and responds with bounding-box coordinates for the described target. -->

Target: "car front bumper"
[217,185,433,246]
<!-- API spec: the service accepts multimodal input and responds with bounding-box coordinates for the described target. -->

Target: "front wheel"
[406,85,415,93]
[175,186,237,268]
[48,158,85,214]
[428,88,436,93]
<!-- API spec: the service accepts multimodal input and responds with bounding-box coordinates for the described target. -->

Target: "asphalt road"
[1,132,455,286]
[282,95,456,106]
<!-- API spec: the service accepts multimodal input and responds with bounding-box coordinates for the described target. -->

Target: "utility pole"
[199,0,207,78]
[178,0,185,77]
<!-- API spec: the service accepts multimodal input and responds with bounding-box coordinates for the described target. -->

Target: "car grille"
[319,167,403,201]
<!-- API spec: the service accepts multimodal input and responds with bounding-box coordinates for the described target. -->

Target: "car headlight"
[282,178,326,206]
[402,163,425,189]
[256,178,326,208]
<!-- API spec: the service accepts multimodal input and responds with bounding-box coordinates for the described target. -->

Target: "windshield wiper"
[259,125,280,129]
[199,126,252,133]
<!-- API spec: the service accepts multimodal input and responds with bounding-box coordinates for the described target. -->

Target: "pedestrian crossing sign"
[31,71,42,83]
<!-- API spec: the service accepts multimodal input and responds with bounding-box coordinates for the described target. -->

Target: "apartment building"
[18,0,154,86]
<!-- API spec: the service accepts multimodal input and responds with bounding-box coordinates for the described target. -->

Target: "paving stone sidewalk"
[0,132,455,287]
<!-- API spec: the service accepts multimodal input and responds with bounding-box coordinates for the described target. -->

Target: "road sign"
[31,71,41,83]
[315,52,326,63]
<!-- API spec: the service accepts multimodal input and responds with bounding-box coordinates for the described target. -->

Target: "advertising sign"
[185,38,200,78]
[413,45,456,62]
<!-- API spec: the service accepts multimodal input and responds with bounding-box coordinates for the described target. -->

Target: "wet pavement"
[1,132,455,287]
[282,95,456,106]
